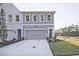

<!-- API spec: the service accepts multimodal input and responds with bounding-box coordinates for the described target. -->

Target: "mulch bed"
[0,40,23,47]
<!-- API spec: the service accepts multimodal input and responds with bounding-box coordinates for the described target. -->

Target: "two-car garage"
[25,30,46,40]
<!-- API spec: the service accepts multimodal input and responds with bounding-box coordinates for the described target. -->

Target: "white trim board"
[23,24,54,25]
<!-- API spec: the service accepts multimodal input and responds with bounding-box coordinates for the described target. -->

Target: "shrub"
[22,37,24,40]
[11,38,16,42]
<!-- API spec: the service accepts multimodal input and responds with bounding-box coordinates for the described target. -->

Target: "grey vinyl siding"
[21,12,54,24]
[23,25,54,29]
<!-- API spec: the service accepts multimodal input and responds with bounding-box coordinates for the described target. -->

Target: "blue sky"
[13,3,79,29]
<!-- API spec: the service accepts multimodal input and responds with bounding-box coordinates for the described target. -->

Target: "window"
[0,21,1,25]
[0,12,1,16]
[26,15,29,21]
[0,10,1,16]
[0,18,2,25]
[16,15,19,22]
[47,15,51,21]
[32,14,37,22]
[39,14,45,22]
[33,15,36,21]
[40,15,43,21]
[8,15,12,21]
[0,18,1,20]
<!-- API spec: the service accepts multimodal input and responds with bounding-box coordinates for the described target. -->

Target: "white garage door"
[26,30,46,40]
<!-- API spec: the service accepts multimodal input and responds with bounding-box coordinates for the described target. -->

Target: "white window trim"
[25,14,30,22]
[8,15,12,22]
[16,15,19,22]
[39,14,45,22]
[32,14,38,22]
[46,14,52,22]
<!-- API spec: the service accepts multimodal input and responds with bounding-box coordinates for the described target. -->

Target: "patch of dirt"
[0,40,23,47]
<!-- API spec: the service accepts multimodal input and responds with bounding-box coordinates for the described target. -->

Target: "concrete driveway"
[0,40,53,56]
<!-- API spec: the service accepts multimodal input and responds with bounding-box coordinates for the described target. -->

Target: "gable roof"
[13,3,56,13]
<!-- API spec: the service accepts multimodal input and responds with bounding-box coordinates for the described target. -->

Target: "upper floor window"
[0,20,1,25]
[33,15,36,21]
[8,15,12,21]
[40,15,44,21]
[32,14,37,22]
[16,15,19,22]
[0,9,1,16]
[0,18,1,20]
[39,14,45,22]
[47,15,51,21]
[26,15,29,21]
[0,12,1,16]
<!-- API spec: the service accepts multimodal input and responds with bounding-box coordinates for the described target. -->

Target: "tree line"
[55,24,79,36]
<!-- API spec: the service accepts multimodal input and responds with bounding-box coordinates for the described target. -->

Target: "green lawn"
[48,39,79,56]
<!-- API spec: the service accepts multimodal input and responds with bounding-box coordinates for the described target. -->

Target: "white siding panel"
[6,31,16,41]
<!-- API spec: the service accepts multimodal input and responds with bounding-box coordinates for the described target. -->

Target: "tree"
[56,24,79,36]
[0,8,7,41]
[75,25,78,32]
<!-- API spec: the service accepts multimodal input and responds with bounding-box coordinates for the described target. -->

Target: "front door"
[49,29,52,38]
[17,29,21,40]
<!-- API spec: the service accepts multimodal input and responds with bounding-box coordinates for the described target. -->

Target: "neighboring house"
[0,3,55,41]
